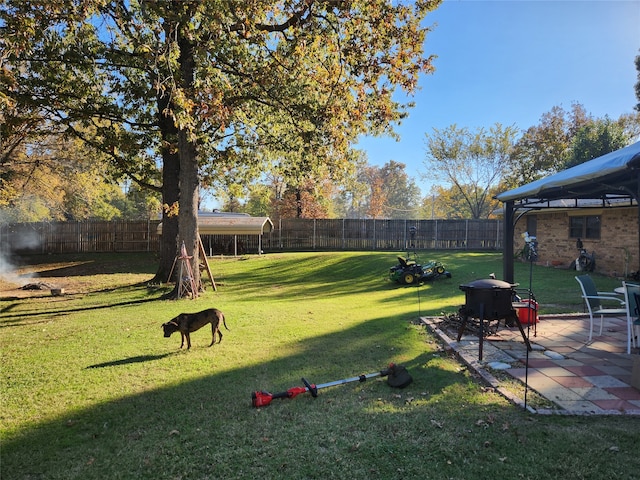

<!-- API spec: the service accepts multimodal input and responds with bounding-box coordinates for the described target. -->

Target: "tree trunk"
[153,83,180,283]
[177,129,201,291]
[176,27,201,292]
[296,189,303,218]
[154,151,180,283]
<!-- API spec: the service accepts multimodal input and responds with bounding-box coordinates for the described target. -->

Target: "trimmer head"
[385,363,413,389]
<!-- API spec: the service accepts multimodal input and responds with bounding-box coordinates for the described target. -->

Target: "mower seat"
[397,256,416,267]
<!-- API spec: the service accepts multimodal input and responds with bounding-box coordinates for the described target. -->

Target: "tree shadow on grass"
[14,252,158,277]
[0,295,163,326]
[0,314,535,480]
[86,353,179,369]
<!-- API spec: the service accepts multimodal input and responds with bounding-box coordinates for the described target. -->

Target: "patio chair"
[621,282,640,354]
[575,275,626,342]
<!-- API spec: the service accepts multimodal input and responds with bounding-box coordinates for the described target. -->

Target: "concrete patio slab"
[421,314,640,415]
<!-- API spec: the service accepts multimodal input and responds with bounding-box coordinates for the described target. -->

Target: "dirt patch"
[1,276,71,299]
[0,253,157,299]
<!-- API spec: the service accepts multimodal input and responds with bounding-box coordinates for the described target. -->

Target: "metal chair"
[575,275,626,342]
[621,282,640,354]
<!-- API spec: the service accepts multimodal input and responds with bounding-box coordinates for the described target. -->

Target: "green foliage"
[423,123,518,219]
[502,103,590,190]
[378,160,422,219]
[565,116,637,168]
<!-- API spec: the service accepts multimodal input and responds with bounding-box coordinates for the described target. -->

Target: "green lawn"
[1,251,638,479]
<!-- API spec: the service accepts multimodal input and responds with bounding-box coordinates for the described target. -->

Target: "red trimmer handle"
[251,386,308,407]
[286,386,307,398]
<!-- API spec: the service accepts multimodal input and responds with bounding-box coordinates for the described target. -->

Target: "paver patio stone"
[421,315,640,415]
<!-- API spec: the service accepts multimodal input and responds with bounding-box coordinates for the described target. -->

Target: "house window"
[526,215,537,236]
[569,215,601,239]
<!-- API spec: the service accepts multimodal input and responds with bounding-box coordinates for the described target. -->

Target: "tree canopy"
[423,123,518,219]
[2,0,442,287]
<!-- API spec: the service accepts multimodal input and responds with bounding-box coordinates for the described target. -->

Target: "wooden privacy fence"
[0,220,161,254]
[0,218,503,255]
[276,218,503,251]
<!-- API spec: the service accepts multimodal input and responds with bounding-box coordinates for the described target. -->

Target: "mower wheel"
[402,272,415,284]
[436,266,445,274]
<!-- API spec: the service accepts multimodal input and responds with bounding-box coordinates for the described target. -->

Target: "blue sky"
[356,0,640,195]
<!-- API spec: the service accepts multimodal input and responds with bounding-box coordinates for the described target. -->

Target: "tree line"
[4,104,638,225]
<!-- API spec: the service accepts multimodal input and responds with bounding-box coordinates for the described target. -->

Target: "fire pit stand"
[456,278,532,360]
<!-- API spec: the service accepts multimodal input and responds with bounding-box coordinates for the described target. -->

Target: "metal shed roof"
[197,215,273,235]
[158,214,273,235]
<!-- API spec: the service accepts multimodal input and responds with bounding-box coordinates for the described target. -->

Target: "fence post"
[465,219,469,250]
[403,219,407,250]
[435,219,438,249]
[313,219,316,250]
[372,219,376,250]
[342,219,345,250]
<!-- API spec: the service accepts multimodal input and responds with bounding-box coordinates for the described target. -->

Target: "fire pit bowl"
[458,278,518,321]
[457,278,531,360]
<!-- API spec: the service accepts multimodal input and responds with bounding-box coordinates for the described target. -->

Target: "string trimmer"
[251,363,412,408]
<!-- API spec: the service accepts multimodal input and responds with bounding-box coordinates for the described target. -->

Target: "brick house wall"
[513,206,638,277]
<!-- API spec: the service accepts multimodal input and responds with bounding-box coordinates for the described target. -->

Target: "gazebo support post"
[503,200,515,283]
[637,172,640,272]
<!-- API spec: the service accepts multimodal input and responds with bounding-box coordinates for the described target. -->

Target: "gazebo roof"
[496,141,640,205]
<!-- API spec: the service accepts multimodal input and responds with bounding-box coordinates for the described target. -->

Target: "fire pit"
[459,278,517,320]
[457,278,532,360]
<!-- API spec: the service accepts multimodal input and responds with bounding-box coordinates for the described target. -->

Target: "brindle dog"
[162,308,229,349]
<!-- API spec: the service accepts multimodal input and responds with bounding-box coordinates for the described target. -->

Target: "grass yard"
[1,251,639,479]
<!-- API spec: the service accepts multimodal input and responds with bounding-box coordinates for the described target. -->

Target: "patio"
[422,313,640,415]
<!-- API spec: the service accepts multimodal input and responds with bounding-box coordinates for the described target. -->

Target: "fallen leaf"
[169,430,180,436]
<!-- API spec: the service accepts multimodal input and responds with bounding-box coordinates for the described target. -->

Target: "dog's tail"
[221,312,230,331]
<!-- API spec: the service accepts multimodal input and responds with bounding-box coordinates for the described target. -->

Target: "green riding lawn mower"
[389,255,451,285]
[389,226,452,285]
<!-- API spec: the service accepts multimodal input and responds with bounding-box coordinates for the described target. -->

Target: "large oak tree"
[2,0,441,290]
